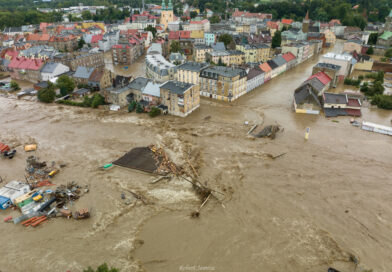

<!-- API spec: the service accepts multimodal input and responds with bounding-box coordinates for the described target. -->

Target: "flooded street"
[0,40,392,272]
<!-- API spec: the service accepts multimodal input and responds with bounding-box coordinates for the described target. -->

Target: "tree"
[91,94,105,108]
[217,57,225,66]
[209,15,221,24]
[366,46,374,55]
[170,41,181,53]
[218,33,233,48]
[144,25,157,38]
[385,48,392,58]
[149,107,161,117]
[368,33,378,45]
[83,263,118,272]
[78,38,86,49]
[190,11,198,19]
[128,101,137,112]
[272,30,282,48]
[10,80,20,91]
[56,75,75,96]
[82,10,92,20]
[136,103,144,113]
[38,83,56,103]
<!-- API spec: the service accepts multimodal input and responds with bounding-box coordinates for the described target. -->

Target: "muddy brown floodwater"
[0,40,392,272]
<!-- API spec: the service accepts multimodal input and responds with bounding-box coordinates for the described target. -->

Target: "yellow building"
[190,30,204,39]
[323,29,336,45]
[199,66,247,102]
[177,62,209,85]
[193,44,212,62]
[160,0,174,30]
[236,24,251,33]
[80,22,106,33]
[236,44,270,63]
[228,50,245,65]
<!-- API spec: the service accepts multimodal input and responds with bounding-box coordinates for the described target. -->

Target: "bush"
[366,46,374,55]
[136,103,144,113]
[83,263,119,272]
[57,100,86,107]
[371,95,392,109]
[38,86,55,103]
[385,48,392,58]
[10,80,20,91]
[358,75,364,81]
[56,75,75,95]
[56,94,105,108]
[91,93,105,108]
[128,101,136,112]
[149,106,161,117]
[344,78,361,87]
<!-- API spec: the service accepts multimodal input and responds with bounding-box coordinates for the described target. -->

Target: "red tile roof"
[281,19,293,25]
[91,34,103,43]
[168,30,191,40]
[347,98,361,107]
[267,21,279,29]
[307,71,331,85]
[259,62,272,73]
[8,57,44,71]
[232,11,272,20]
[345,109,361,116]
[282,52,296,62]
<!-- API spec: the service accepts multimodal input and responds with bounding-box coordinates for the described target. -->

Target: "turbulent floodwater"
[0,41,391,272]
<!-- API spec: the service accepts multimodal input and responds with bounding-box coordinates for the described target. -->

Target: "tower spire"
[161,0,166,11]
[168,0,173,10]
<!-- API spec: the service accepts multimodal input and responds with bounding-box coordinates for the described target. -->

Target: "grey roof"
[73,66,95,79]
[314,62,341,71]
[267,60,278,69]
[128,77,151,91]
[294,85,321,107]
[73,88,90,95]
[346,39,362,44]
[227,50,245,55]
[323,92,348,104]
[272,55,287,67]
[169,53,185,61]
[200,66,247,79]
[177,62,209,72]
[160,81,193,95]
[142,82,161,97]
[194,44,211,49]
[3,27,22,33]
[247,67,264,80]
[41,62,61,74]
[211,42,226,51]
[301,77,325,93]
[324,108,348,117]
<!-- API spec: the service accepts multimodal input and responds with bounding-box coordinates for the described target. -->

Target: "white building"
[320,53,357,79]
[98,31,120,52]
[40,62,70,81]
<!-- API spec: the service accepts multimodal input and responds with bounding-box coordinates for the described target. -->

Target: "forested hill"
[0,0,390,30]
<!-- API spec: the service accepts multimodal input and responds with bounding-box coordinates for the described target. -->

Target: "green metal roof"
[379,31,392,40]
[389,10,392,18]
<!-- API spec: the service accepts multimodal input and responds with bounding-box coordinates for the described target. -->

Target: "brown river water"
[0,41,391,272]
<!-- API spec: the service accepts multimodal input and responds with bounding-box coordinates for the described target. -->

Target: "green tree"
[78,38,86,49]
[385,48,392,58]
[136,103,144,113]
[271,30,282,48]
[82,10,92,20]
[209,15,221,24]
[91,94,105,108]
[83,263,119,272]
[10,80,20,91]
[368,33,378,45]
[144,25,157,38]
[217,57,225,66]
[190,11,198,19]
[218,33,233,48]
[149,106,161,117]
[56,75,75,96]
[170,41,181,53]
[38,83,56,103]
[366,46,374,55]
[128,101,137,112]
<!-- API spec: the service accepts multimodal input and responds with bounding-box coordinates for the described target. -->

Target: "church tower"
[385,10,392,32]
[160,0,174,30]
[302,10,310,33]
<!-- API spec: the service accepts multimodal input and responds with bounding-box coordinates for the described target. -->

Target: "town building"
[177,62,209,85]
[204,33,216,46]
[312,62,340,88]
[40,62,70,82]
[160,81,200,117]
[111,42,144,66]
[322,92,362,117]
[104,77,150,107]
[98,31,120,52]
[160,0,175,30]
[343,39,363,53]
[320,53,356,80]
[232,9,272,24]
[323,29,336,47]
[259,62,272,82]
[72,66,95,85]
[199,66,247,101]
[271,55,287,76]
[146,48,177,83]
[8,57,44,83]
[282,52,297,70]
[54,51,105,71]
[88,68,112,90]
[246,67,264,93]
[193,44,212,63]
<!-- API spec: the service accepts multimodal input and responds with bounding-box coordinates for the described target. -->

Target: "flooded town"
[0,1,392,272]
